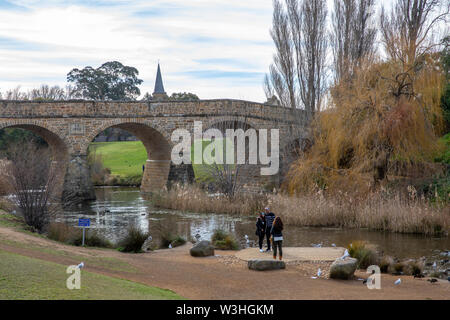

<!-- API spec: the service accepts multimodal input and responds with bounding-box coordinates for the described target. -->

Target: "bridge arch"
[84,119,172,193]
[0,121,69,199]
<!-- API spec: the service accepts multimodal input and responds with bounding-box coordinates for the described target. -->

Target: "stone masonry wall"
[0,99,309,200]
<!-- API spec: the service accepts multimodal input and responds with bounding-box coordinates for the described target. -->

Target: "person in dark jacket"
[255,212,266,252]
[270,216,284,260]
[264,207,275,251]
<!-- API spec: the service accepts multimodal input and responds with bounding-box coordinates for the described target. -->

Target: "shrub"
[159,233,186,249]
[402,260,423,276]
[379,256,394,273]
[211,229,239,250]
[47,222,113,248]
[47,222,78,243]
[118,224,150,253]
[393,262,404,273]
[347,241,379,269]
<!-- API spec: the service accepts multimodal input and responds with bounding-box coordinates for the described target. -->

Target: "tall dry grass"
[267,191,449,236]
[152,184,266,216]
[153,184,449,236]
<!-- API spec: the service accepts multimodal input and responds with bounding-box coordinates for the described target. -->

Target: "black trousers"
[266,230,272,250]
[273,240,283,258]
[258,233,265,249]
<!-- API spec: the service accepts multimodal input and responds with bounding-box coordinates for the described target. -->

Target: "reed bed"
[152,184,266,216]
[268,192,449,235]
[154,184,449,236]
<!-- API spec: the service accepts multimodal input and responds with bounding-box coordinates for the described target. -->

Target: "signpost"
[78,218,90,246]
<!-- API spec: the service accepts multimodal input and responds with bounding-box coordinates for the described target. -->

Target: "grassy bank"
[0,250,182,300]
[153,184,449,236]
[89,141,146,185]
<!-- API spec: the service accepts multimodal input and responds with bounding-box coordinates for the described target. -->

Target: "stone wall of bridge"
[0,99,309,200]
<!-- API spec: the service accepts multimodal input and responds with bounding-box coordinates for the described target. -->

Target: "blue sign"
[78,218,90,227]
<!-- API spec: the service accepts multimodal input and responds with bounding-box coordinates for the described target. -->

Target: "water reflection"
[60,187,449,259]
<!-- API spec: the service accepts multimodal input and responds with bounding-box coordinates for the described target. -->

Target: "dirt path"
[0,226,449,300]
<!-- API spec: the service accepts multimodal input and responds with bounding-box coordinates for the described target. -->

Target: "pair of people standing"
[256,207,283,260]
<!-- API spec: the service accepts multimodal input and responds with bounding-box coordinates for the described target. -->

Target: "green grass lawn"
[89,140,234,184]
[0,249,183,300]
[89,141,147,177]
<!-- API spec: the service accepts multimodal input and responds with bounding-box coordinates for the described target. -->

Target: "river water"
[60,187,449,261]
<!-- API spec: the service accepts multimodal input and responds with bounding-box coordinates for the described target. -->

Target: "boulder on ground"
[141,235,153,252]
[248,259,286,271]
[190,240,215,257]
[330,257,357,279]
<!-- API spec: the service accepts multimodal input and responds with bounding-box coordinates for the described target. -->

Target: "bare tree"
[29,85,67,101]
[3,143,64,233]
[267,0,297,109]
[297,0,328,114]
[200,117,253,198]
[331,0,377,83]
[1,85,77,101]
[265,0,328,115]
[380,0,449,67]
[3,86,28,100]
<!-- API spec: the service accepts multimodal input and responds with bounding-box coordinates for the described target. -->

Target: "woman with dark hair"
[270,216,284,260]
[255,212,266,252]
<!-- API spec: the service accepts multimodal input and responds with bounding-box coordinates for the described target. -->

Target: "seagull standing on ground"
[394,278,401,285]
[339,249,350,260]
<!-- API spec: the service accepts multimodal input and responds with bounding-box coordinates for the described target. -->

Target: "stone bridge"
[0,99,308,200]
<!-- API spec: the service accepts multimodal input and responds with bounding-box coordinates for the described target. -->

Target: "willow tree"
[287,0,447,195]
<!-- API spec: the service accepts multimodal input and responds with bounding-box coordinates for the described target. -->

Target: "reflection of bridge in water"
[0,99,308,200]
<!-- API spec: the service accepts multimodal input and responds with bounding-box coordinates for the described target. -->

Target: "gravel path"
[1,226,449,300]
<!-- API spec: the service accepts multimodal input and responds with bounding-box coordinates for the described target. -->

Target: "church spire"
[153,62,166,95]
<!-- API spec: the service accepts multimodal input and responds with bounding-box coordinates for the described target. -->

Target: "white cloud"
[0,0,274,102]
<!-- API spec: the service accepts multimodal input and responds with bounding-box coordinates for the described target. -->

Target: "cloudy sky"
[0,0,441,102]
[0,0,281,102]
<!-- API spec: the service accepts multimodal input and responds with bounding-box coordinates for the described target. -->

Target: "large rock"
[141,235,153,252]
[190,241,215,257]
[248,259,286,271]
[330,257,357,279]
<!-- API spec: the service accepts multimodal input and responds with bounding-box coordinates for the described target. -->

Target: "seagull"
[331,243,336,247]
[77,262,84,269]
[339,249,350,260]
[312,243,322,248]
[394,278,401,285]
[317,268,322,277]
[168,244,172,249]
[244,235,250,244]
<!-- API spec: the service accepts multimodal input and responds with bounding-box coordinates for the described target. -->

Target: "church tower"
[152,63,168,101]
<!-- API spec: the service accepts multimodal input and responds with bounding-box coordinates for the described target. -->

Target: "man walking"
[264,207,275,252]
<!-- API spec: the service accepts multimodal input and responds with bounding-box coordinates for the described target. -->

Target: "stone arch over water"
[0,122,69,199]
[85,120,172,194]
